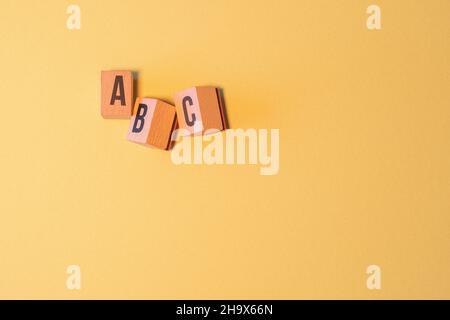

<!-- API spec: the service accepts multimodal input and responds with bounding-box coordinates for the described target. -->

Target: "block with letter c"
[174,86,226,135]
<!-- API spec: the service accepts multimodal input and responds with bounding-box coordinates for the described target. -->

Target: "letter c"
[182,96,196,127]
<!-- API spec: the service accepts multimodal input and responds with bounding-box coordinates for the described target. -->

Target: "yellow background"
[0,0,449,299]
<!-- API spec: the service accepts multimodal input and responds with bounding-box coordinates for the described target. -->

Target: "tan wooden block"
[174,86,225,135]
[101,70,134,119]
[127,98,177,150]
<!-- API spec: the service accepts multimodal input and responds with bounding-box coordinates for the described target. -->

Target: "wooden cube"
[101,70,134,119]
[174,86,225,135]
[127,98,177,150]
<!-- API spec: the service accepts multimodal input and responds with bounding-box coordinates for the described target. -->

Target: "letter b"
[132,103,148,133]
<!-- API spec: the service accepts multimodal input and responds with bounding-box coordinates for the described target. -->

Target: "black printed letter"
[110,75,126,106]
[132,104,148,133]
[182,96,196,126]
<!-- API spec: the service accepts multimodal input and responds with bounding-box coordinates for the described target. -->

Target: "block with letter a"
[101,70,134,119]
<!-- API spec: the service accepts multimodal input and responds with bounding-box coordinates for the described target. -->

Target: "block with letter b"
[101,70,134,119]
[127,98,177,150]
[174,86,226,135]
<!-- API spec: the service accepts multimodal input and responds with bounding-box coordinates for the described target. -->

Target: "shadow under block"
[174,86,225,135]
[101,70,134,119]
[127,98,177,150]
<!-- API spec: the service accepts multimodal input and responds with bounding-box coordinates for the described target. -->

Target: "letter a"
[110,76,126,106]
[66,265,81,290]
[366,265,381,290]
[66,5,81,30]
[366,5,381,30]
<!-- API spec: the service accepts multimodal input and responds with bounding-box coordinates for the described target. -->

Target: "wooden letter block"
[101,70,134,119]
[127,98,177,150]
[174,86,225,135]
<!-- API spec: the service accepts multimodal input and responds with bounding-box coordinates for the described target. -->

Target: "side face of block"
[174,86,225,135]
[101,71,134,119]
[127,98,176,150]
[147,101,177,150]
